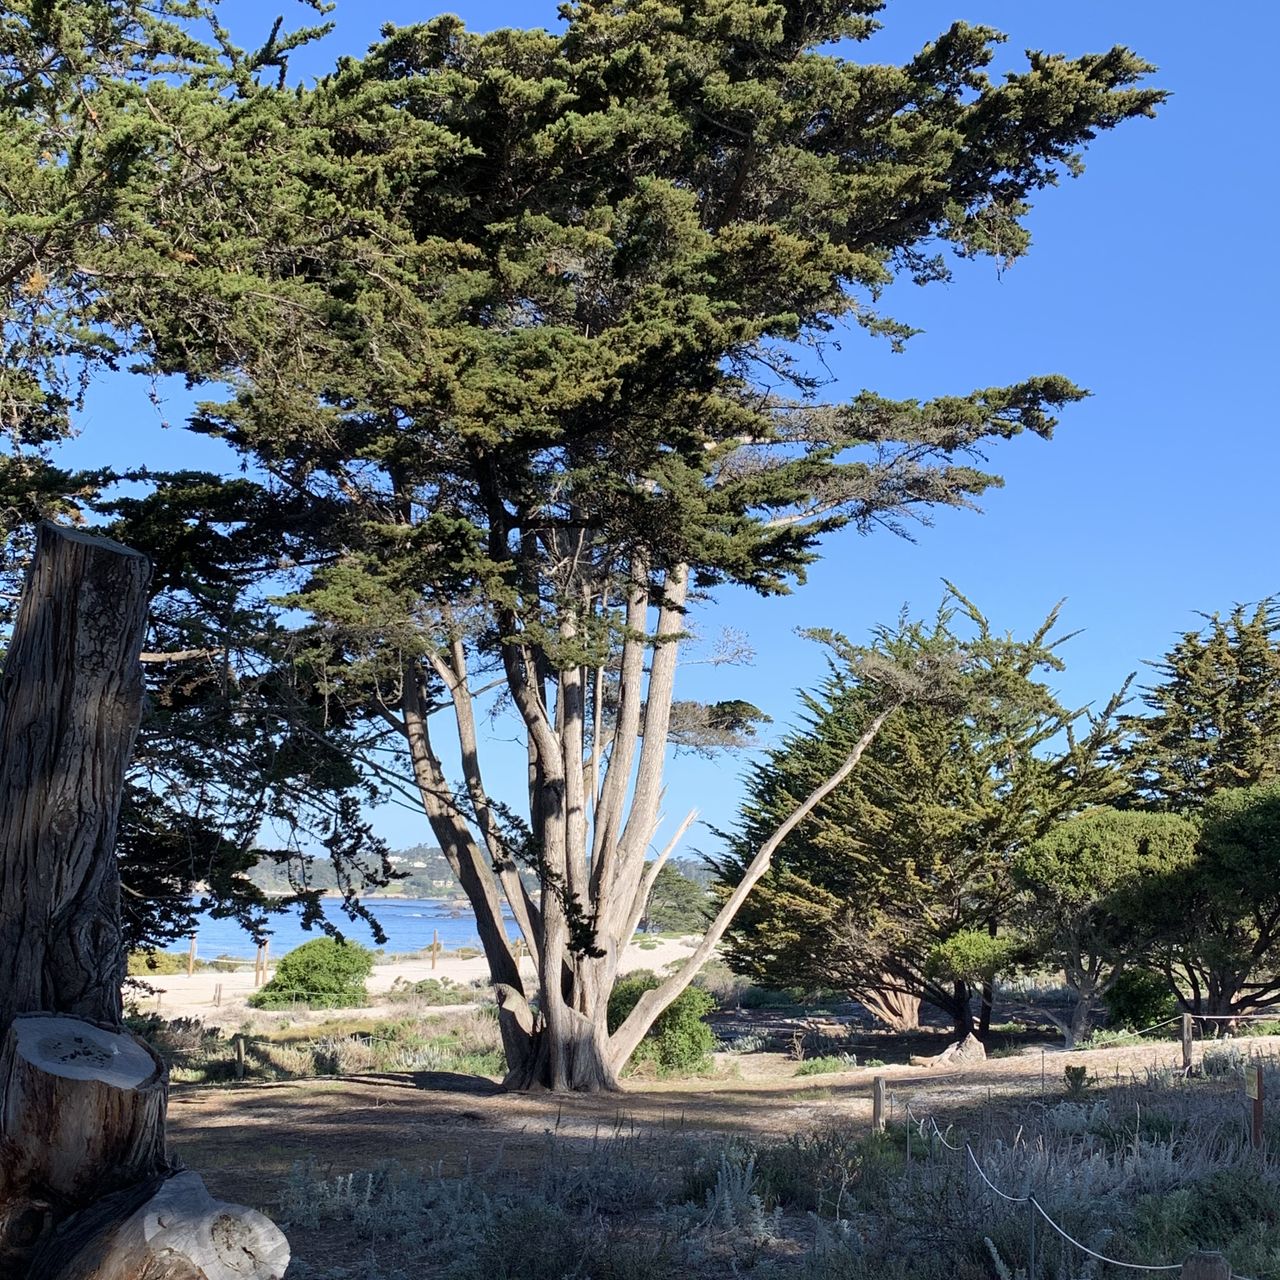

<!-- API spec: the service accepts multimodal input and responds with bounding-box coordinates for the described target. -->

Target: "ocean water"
[191,897,518,961]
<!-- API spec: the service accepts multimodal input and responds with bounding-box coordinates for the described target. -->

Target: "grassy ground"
[156,1004,1280,1280]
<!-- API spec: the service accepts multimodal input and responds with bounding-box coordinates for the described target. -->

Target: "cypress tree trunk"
[978,979,994,1040]
[858,981,921,1032]
[0,525,150,1034]
[0,523,288,1279]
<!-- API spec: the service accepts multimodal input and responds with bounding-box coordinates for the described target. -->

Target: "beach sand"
[130,934,703,1026]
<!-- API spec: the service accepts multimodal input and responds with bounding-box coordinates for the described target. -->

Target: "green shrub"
[385,976,473,1006]
[795,1054,858,1076]
[1063,1064,1090,1099]
[752,1124,902,1216]
[127,950,204,976]
[1103,968,1179,1031]
[1238,1017,1280,1037]
[249,938,374,1010]
[607,970,714,1072]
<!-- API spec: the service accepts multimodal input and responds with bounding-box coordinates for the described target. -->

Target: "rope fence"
[904,1104,1255,1279]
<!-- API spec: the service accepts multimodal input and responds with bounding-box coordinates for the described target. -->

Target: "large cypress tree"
[714,595,1125,1037]
[9,1,1163,1089]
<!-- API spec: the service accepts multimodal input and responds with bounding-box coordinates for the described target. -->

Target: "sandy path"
[131,935,700,1024]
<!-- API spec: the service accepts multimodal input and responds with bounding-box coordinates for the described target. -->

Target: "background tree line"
[715,598,1280,1044]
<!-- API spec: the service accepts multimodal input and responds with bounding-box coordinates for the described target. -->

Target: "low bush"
[385,976,474,1006]
[1237,1017,1280,1037]
[794,1054,858,1076]
[1104,967,1179,1032]
[249,938,374,1010]
[607,970,715,1072]
[279,1074,1280,1280]
[717,1031,770,1055]
[127,949,207,976]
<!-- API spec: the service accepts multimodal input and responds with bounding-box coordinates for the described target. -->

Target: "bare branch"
[608,701,898,1069]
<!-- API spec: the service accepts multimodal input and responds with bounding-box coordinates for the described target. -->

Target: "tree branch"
[608,701,897,1069]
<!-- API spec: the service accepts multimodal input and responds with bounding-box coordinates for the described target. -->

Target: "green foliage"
[386,977,474,1007]
[640,863,711,934]
[1160,781,1280,1016]
[249,938,374,1010]
[1063,1065,1091,1099]
[926,930,1017,985]
[716,592,1126,1033]
[795,1054,859,1076]
[607,970,715,1072]
[1103,968,1180,1032]
[750,1124,902,1218]
[1122,601,1280,808]
[1017,808,1198,1038]
[127,950,204,976]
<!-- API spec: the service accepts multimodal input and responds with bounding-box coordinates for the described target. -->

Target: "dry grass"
[163,1032,1280,1278]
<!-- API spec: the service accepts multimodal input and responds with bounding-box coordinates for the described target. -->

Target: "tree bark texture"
[859,983,921,1033]
[0,524,289,1276]
[26,1171,290,1280]
[0,523,151,1035]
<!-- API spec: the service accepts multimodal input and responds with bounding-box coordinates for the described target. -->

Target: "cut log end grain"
[14,1014,160,1088]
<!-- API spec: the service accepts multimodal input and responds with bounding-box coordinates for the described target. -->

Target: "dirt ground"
[168,1029,1266,1254]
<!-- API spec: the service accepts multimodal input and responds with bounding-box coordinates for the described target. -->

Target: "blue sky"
[60,2,1280,857]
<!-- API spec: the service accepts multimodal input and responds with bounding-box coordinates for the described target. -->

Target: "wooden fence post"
[1182,1013,1193,1072]
[1246,1062,1264,1149]
[233,1035,246,1082]
[872,1076,887,1133]
[213,983,222,1009]
[432,929,439,971]
[1181,1250,1231,1280]
[187,935,197,978]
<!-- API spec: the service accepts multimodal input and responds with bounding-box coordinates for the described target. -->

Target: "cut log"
[0,1013,168,1265]
[26,1171,290,1280]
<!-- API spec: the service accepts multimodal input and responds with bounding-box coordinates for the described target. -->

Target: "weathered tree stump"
[0,1014,168,1203]
[26,1171,290,1280]
[0,523,151,1033]
[0,524,289,1277]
